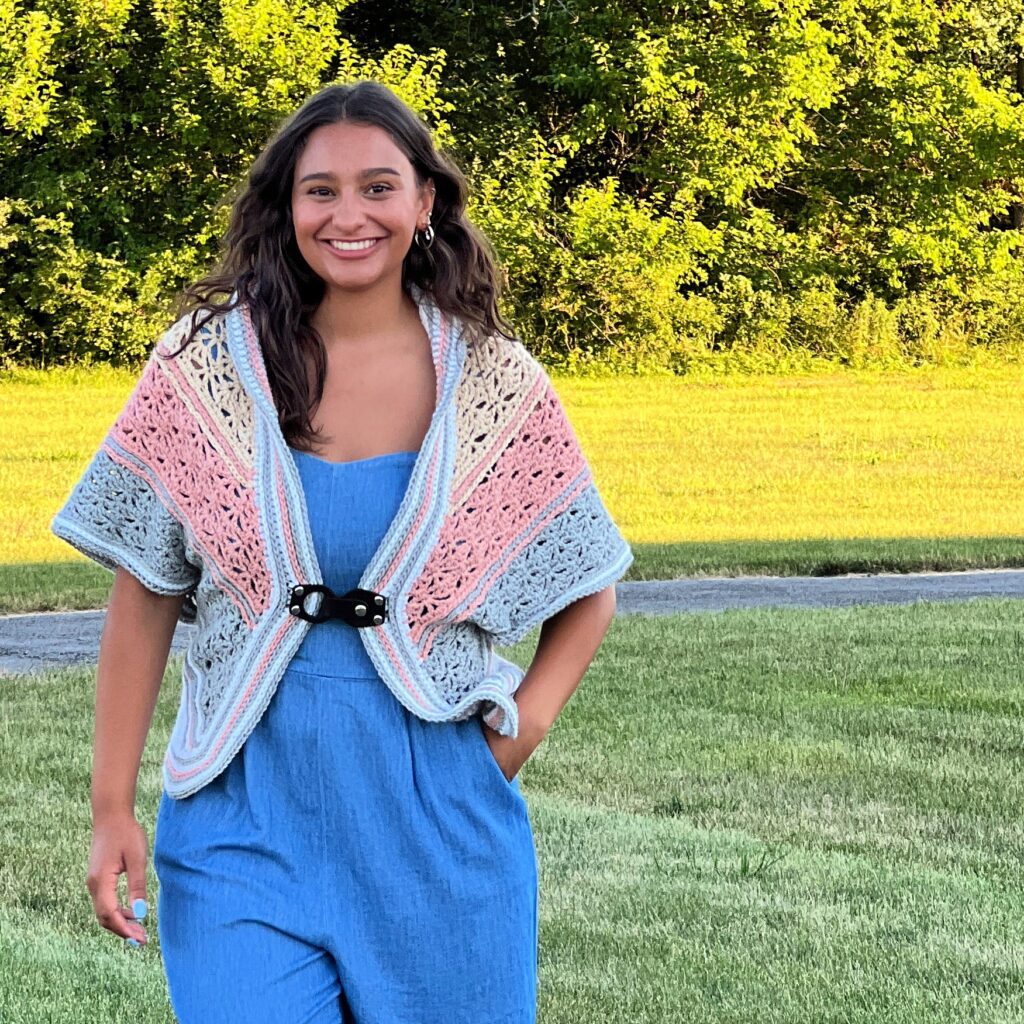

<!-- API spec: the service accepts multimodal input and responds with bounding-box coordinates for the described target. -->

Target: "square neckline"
[288,446,420,468]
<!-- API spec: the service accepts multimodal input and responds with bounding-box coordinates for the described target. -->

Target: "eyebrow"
[297,168,402,184]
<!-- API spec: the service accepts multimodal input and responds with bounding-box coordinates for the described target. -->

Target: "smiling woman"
[286,121,442,461]
[161,81,516,461]
[49,78,633,1024]
[290,125,434,296]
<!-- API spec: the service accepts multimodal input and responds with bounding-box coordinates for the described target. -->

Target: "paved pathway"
[1,569,1022,676]
[616,567,1024,615]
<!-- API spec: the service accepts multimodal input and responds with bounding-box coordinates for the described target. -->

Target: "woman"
[52,80,632,1023]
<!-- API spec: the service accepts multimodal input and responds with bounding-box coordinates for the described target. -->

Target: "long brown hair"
[161,79,515,451]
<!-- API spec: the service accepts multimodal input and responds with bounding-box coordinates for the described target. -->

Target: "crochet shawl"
[51,286,634,798]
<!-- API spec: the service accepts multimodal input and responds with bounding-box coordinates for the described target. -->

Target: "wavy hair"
[162,79,515,451]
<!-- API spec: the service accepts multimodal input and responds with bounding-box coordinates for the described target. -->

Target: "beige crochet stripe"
[157,313,255,484]
[450,334,544,508]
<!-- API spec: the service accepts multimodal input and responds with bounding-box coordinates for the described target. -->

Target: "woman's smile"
[320,237,385,258]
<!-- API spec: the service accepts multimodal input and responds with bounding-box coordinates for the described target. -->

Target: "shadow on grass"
[4,535,1024,616]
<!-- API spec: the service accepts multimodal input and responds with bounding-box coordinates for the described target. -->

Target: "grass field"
[1,364,1022,614]
[6,533,1024,618]
[2,600,1023,1022]
[563,364,1024,544]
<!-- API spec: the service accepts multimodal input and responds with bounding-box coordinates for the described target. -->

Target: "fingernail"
[133,898,148,921]
[126,937,140,948]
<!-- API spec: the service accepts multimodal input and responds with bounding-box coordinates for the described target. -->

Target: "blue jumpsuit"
[153,448,540,1024]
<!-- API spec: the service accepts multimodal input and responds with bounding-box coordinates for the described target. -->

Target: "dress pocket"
[474,716,518,789]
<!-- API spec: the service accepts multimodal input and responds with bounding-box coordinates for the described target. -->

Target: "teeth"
[328,239,378,251]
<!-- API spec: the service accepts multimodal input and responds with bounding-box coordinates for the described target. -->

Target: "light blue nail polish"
[133,898,148,921]
[126,937,140,948]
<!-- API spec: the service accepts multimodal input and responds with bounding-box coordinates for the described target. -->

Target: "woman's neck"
[310,282,418,349]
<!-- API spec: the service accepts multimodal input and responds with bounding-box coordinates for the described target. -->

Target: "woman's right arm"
[86,567,184,945]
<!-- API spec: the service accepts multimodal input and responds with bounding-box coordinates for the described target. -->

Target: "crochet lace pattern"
[51,286,633,798]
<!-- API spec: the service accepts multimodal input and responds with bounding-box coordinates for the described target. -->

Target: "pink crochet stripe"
[108,358,270,619]
[377,627,432,711]
[416,471,591,657]
[408,391,588,644]
[275,469,305,582]
[163,355,250,482]
[449,370,547,508]
[166,618,295,780]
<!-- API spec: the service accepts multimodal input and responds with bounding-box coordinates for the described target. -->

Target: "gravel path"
[2,569,1022,676]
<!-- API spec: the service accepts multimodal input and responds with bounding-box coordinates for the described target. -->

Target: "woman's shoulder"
[154,305,232,359]
[460,327,548,391]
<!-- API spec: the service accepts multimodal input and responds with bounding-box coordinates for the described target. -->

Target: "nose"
[327,191,369,234]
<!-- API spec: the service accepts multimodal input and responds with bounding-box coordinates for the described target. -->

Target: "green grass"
[5,534,1024,617]
[3,600,1023,1022]
[624,535,1024,579]
[1,561,121,617]
[5,365,1024,608]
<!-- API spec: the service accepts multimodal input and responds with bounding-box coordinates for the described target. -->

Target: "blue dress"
[153,447,539,1024]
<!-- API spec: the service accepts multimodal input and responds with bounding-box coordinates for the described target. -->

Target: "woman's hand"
[86,570,180,948]
[482,589,617,780]
[480,711,549,781]
[86,812,150,946]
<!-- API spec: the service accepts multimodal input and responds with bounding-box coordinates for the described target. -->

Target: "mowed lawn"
[2,363,1023,580]
[562,364,1024,544]
[2,600,1023,1023]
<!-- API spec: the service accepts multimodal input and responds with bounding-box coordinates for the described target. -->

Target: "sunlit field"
[4,363,1022,565]
[561,365,1023,544]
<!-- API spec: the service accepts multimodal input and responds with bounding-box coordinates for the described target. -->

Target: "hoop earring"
[415,218,435,250]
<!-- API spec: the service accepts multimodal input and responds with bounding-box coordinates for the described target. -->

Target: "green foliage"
[2,0,1024,372]
[361,0,1024,372]
[0,0,450,366]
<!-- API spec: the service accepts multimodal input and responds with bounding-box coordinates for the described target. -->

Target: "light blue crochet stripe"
[50,513,195,596]
[481,650,529,735]
[359,296,472,719]
[438,670,522,736]
[176,651,203,759]
[489,538,634,649]
[358,287,451,591]
[51,442,198,594]
[480,479,635,648]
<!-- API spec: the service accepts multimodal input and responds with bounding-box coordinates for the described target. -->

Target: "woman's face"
[290,121,434,297]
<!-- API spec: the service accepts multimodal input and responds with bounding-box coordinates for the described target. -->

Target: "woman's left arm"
[484,585,619,779]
